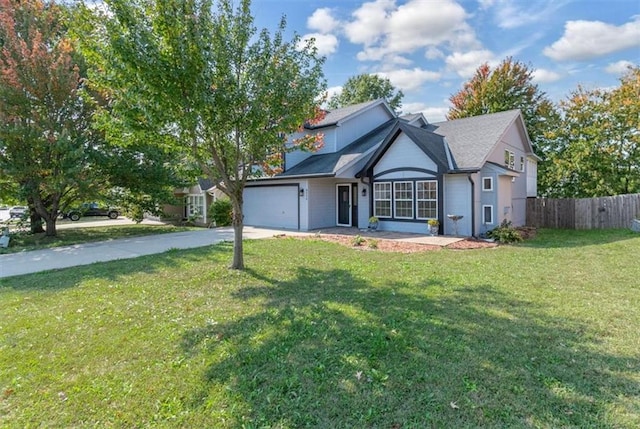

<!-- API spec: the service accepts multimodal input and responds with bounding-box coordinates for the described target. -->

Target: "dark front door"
[337,185,350,226]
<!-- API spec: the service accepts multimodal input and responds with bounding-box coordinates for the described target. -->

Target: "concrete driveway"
[0,226,307,279]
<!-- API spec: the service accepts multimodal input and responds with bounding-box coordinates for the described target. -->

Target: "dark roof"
[279,119,399,177]
[399,123,451,169]
[305,99,386,129]
[426,109,521,169]
[197,178,215,191]
[356,122,451,177]
[276,106,528,179]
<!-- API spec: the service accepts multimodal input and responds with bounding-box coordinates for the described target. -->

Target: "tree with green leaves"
[328,74,403,113]
[0,0,98,236]
[0,0,186,236]
[448,57,558,156]
[82,0,326,269]
[541,66,639,197]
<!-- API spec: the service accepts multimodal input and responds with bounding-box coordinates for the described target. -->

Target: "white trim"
[416,180,438,220]
[373,182,392,218]
[482,176,493,192]
[393,181,413,219]
[504,149,515,169]
[482,205,494,225]
[186,194,206,220]
[336,183,352,226]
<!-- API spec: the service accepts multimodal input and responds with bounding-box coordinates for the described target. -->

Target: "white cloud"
[605,60,636,75]
[445,50,495,78]
[345,0,480,63]
[401,102,449,122]
[299,33,339,57]
[307,8,340,34]
[487,0,566,29]
[326,85,343,99]
[377,68,441,91]
[425,47,444,60]
[532,68,563,83]
[544,17,640,61]
[385,55,414,66]
[344,0,395,46]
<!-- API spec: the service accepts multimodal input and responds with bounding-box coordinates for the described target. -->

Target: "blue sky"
[252,0,640,121]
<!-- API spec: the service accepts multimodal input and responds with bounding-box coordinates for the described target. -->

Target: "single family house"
[243,99,538,236]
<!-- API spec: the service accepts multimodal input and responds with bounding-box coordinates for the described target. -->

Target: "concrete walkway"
[0,227,308,279]
[0,226,463,279]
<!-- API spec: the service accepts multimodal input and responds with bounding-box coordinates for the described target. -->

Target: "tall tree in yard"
[0,0,98,236]
[328,74,404,113]
[448,58,558,156]
[541,67,639,197]
[83,0,326,269]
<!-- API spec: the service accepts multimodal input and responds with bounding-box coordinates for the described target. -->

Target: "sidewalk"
[0,227,306,279]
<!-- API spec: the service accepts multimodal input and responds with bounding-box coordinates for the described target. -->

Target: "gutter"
[467,173,476,237]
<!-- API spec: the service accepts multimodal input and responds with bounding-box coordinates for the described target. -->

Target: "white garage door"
[243,185,299,229]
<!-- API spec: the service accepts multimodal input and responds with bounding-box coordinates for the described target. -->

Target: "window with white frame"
[187,194,205,218]
[505,150,515,169]
[519,156,525,172]
[394,181,414,218]
[482,177,493,191]
[483,205,494,224]
[373,182,392,218]
[416,180,437,219]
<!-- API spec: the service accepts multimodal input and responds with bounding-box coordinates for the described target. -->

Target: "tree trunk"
[45,216,57,237]
[30,209,45,234]
[230,195,244,270]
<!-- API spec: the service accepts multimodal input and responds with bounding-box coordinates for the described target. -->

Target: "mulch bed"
[277,233,501,253]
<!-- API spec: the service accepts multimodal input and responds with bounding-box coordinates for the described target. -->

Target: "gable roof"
[356,122,451,177]
[425,109,525,170]
[305,99,392,129]
[400,112,429,128]
[197,178,215,192]
[279,119,399,177]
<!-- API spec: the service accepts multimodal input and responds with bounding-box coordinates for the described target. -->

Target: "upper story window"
[519,156,525,172]
[482,177,493,191]
[505,149,515,169]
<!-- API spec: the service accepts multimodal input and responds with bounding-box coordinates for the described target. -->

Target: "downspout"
[467,173,476,237]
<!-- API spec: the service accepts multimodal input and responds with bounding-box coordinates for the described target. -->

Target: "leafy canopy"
[83,0,326,269]
[541,66,640,197]
[0,0,95,235]
[448,57,558,155]
[328,74,403,113]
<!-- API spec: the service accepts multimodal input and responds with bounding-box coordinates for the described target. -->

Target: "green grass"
[1,229,639,428]
[0,224,197,254]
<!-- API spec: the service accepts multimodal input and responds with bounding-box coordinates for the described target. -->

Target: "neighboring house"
[159,178,223,227]
[243,99,538,237]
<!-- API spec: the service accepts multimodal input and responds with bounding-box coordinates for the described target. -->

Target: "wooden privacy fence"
[526,193,640,229]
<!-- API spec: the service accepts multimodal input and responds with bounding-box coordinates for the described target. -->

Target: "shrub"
[351,235,365,246]
[368,239,378,249]
[210,198,232,227]
[486,220,523,243]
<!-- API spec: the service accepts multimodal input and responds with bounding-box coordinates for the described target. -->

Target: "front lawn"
[1,229,638,427]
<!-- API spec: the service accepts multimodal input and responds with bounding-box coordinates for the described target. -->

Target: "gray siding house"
[242,99,538,237]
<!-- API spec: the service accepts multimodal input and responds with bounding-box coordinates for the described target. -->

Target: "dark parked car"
[9,206,28,219]
[66,203,119,221]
